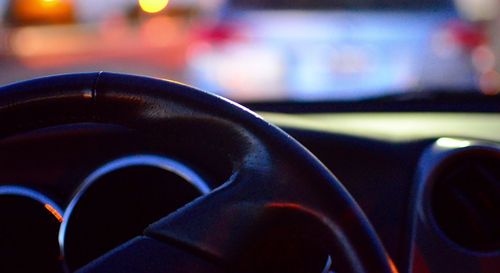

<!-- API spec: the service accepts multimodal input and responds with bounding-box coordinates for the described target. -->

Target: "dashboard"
[264,112,500,273]
[0,74,498,273]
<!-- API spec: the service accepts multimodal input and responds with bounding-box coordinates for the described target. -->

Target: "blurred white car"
[186,0,479,101]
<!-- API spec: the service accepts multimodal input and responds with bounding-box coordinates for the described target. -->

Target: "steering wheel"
[0,72,396,273]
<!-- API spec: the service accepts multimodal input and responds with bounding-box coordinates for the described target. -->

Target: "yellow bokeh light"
[41,0,59,7]
[139,0,170,14]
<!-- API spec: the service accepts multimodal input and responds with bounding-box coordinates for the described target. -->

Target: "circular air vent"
[430,151,500,253]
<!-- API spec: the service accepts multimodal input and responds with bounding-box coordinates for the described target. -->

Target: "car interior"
[0,1,499,273]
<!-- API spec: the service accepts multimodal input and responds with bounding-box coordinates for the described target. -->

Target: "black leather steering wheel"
[0,72,396,273]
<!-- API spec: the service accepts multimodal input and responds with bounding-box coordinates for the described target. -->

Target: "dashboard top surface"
[260,112,500,142]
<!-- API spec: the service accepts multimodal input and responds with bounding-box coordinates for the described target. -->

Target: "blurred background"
[0,0,499,101]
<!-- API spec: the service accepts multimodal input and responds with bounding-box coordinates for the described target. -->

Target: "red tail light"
[445,20,487,50]
[191,21,247,44]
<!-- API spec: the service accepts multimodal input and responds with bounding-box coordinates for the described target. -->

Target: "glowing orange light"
[479,70,500,95]
[472,45,496,74]
[12,0,75,25]
[138,0,169,14]
[141,16,176,47]
[44,204,63,223]
[388,256,399,273]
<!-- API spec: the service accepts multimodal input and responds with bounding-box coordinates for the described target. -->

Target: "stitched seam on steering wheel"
[91,71,103,122]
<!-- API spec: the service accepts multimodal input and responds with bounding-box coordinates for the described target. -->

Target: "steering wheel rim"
[0,72,396,273]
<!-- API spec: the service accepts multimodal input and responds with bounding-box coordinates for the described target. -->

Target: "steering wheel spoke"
[145,169,272,260]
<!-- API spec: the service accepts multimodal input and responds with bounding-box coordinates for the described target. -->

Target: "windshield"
[0,0,498,101]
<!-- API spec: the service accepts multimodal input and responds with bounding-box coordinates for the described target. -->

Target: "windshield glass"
[0,0,498,101]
